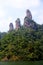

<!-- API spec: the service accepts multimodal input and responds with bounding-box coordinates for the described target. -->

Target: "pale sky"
[0,0,43,32]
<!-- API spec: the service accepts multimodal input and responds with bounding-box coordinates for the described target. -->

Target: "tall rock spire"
[26,9,32,19]
[24,9,32,27]
[24,9,38,30]
[9,23,14,31]
[15,18,21,30]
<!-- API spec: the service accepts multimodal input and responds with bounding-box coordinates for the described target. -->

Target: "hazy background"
[0,0,43,32]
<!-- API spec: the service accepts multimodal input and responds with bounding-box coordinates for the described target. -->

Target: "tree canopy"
[0,25,43,61]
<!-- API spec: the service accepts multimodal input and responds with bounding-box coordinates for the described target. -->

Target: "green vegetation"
[0,61,43,65]
[0,25,43,61]
[0,32,6,39]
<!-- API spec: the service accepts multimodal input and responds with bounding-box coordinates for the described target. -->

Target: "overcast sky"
[0,0,43,32]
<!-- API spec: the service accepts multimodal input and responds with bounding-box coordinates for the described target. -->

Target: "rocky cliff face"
[15,18,21,30]
[9,23,14,31]
[24,9,38,30]
[9,9,38,31]
[26,9,32,19]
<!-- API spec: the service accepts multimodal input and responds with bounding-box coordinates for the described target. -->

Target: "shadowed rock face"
[24,9,32,28]
[9,23,14,31]
[9,9,38,31]
[24,17,32,27]
[24,10,38,30]
[15,18,21,30]
[26,9,32,19]
[24,17,38,29]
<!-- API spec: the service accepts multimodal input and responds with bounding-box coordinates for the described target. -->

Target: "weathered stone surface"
[9,9,38,31]
[24,17,32,27]
[24,9,32,28]
[15,18,21,30]
[9,23,14,31]
[24,9,38,30]
[26,9,32,19]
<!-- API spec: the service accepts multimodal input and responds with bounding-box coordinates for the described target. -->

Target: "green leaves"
[0,27,43,61]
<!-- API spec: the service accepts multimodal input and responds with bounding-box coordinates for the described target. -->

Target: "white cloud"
[0,10,6,18]
[20,0,40,8]
[38,16,43,24]
[37,10,43,24]
[0,0,40,8]
[0,19,8,32]
[0,0,43,32]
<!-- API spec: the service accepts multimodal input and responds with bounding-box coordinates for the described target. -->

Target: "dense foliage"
[0,32,6,39]
[0,25,43,61]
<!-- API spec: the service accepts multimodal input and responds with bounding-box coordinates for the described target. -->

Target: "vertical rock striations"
[9,23,14,31]
[9,9,38,31]
[24,9,38,30]
[26,9,32,19]
[24,9,32,27]
[15,18,21,30]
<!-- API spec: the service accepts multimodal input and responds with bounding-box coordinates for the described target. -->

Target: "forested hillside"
[0,24,43,61]
[0,9,43,61]
[0,32,6,39]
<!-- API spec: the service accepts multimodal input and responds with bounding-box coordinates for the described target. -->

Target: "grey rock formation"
[24,17,32,27]
[26,9,32,19]
[24,9,32,28]
[24,9,38,30]
[15,18,21,30]
[9,23,14,31]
